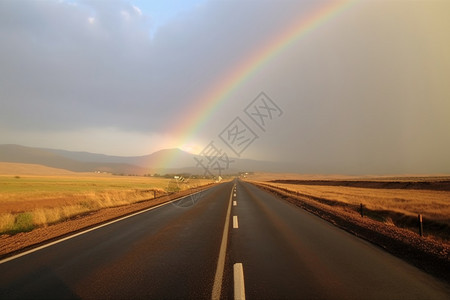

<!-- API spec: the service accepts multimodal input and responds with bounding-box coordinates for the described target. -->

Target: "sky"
[1,0,449,174]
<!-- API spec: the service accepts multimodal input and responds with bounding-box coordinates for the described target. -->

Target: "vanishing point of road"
[1,179,449,299]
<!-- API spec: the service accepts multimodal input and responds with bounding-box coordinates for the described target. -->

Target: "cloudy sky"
[1,0,449,174]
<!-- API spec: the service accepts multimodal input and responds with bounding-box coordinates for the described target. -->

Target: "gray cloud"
[0,0,308,131]
[1,0,449,173]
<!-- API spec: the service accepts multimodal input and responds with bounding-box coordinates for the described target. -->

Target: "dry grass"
[0,213,15,233]
[260,182,450,221]
[0,174,211,234]
[246,172,450,182]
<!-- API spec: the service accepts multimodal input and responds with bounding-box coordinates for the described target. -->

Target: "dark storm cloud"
[0,0,308,133]
[1,0,449,173]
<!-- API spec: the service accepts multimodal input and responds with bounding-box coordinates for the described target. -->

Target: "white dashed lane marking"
[234,263,246,300]
[233,216,239,229]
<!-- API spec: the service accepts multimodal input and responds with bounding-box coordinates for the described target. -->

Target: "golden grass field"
[246,172,450,183]
[259,182,450,222]
[0,165,212,234]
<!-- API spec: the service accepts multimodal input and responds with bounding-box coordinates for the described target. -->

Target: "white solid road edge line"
[234,263,246,300]
[233,216,239,229]
[211,184,235,300]
[0,188,208,265]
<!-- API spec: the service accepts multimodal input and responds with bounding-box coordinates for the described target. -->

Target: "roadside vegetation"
[0,174,211,235]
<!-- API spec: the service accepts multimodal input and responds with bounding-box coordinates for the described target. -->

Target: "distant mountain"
[44,147,196,168]
[43,148,131,164]
[45,147,199,170]
[0,144,302,175]
[0,145,147,174]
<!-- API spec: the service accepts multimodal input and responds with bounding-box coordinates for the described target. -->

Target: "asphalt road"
[225,180,450,299]
[1,179,449,299]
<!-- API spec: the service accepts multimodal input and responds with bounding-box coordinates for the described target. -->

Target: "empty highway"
[1,179,449,299]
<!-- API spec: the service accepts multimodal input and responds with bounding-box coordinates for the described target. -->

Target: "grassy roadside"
[0,174,212,235]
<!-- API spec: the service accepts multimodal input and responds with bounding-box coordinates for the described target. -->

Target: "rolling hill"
[0,145,147,174]
[0,162,77,176]
[0,144,301,175]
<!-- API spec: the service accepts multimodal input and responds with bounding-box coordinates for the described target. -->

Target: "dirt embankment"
[251,182,450,284]
[0,184,215,259]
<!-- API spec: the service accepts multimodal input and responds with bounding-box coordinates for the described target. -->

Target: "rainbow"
[157,0,357,170]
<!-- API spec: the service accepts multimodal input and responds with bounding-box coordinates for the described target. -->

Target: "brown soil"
[0,184,215,259]
[252,182,450,284]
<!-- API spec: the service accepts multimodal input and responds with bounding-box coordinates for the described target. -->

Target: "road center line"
[233,216,239,229]
[234,263,246,300]
[211,184,234,300]
[233,201,237,206]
